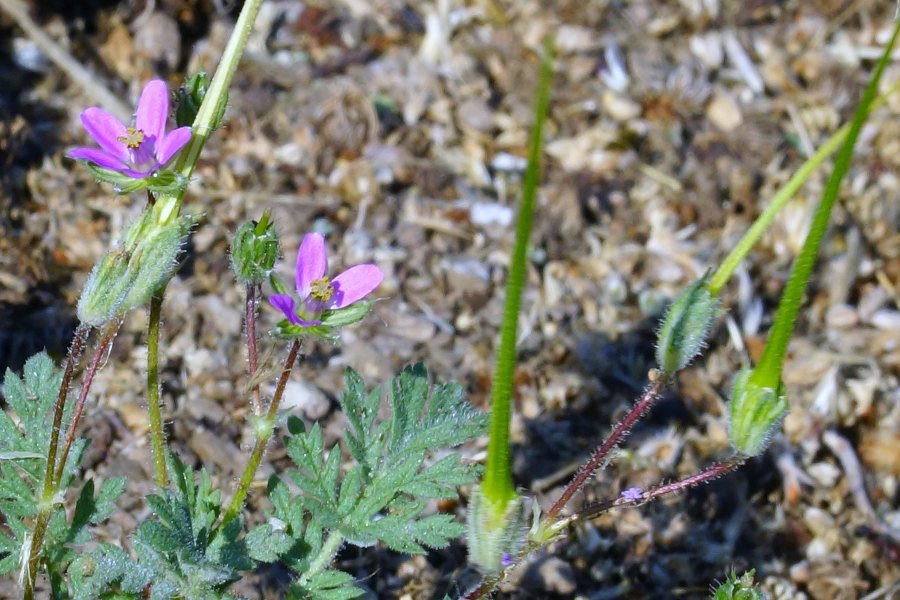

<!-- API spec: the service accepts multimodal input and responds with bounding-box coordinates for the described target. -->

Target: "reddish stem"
[245,283,262,415]
[53,325,116,485]
[546,374,666,519]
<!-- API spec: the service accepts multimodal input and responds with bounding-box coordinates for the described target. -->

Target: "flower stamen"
[310,277,334,302]
[117,127,145,148]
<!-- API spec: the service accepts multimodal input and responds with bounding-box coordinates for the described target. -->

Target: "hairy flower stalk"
[222,339,301,526]
[25,325,116,600]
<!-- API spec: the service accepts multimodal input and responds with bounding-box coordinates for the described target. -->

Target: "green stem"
[24,325,90,600]
[300,530,345,585]
[751,19,900,388]
[482,38,554,506]
[222,339,301,526]
[708,80,900,297]
[147,292,169,487]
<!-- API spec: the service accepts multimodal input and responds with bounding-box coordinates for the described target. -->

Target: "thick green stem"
[482,38,554,506]
[147,293,169,487]
[222,339,301,526]
[751,19,899,388]
[708,80,900,297]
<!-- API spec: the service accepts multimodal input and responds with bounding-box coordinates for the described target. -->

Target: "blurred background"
[1,0,898,597]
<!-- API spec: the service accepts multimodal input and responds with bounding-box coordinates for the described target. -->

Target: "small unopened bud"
[729,369,788,457]
[175,71,226,128]
[712,569,765,600]
[656,275,719,374]
[231,210,279,284]
[466,487,526,574]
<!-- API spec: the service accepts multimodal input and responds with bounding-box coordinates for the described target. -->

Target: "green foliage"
[0,353,124,594]
[711,569,767,600]
[127,455,250,599]
[249,365,486,598]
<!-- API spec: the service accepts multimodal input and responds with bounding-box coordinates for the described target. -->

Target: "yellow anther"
[117,127,145,148]
[310,277,334,302]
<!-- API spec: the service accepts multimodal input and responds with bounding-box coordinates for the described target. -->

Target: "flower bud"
[175,71,226,129]
[465,487,526,574]
[77,248,136,326]
[77,210,190,325]
[231,210,279,284]
[728,369,788,457]
[119,216,190,311]
[656,275,719,374]
[712,569,765,600]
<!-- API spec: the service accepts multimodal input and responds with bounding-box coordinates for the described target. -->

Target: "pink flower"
[270,232,384,326]
[68,80,192,179]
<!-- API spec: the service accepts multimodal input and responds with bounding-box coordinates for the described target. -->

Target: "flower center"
[309,277,334,303]
[117,127,145,149]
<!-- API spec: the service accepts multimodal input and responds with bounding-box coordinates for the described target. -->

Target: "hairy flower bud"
[231,210,279,284]
[175,71,227,129]
[466,488,526,574]
[729,369,788,457]
[656,275,719,374]
[77,209,190,325]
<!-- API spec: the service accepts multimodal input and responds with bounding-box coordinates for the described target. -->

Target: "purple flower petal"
[135,80,169,144]
[621,487,643,502]
[80,107,128,161]
[67,147,127,172]
[155,126,192,165]
[269,294,321,326]
[295,233,328,298]
[330,264,383,308]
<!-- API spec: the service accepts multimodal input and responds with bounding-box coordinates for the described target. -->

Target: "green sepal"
[465,487,526,575]
[728,368,788,457]
[82,163,188,196]
[655,274,719,374]
[77,209,192,325]
[230,210,280,284]
[176,71,227,129]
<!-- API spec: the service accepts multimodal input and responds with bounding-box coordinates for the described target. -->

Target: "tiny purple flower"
[270,232,384,326]
[500,552,513,567]
[68,80,192,179]
[621,487,644,502]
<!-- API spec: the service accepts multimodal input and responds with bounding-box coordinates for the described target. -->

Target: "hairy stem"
[708,79,900,297]
[300,530,345,585]
[545,374,666,520]
[482,38,554,506]
[147,292,169,487]
[245,283,263,416]
[53,326,117,486]
[41,323,90,501]
[751,18,899,389]
[222,339,301,526]
[462,455,746,600]
[25,326,115,599]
